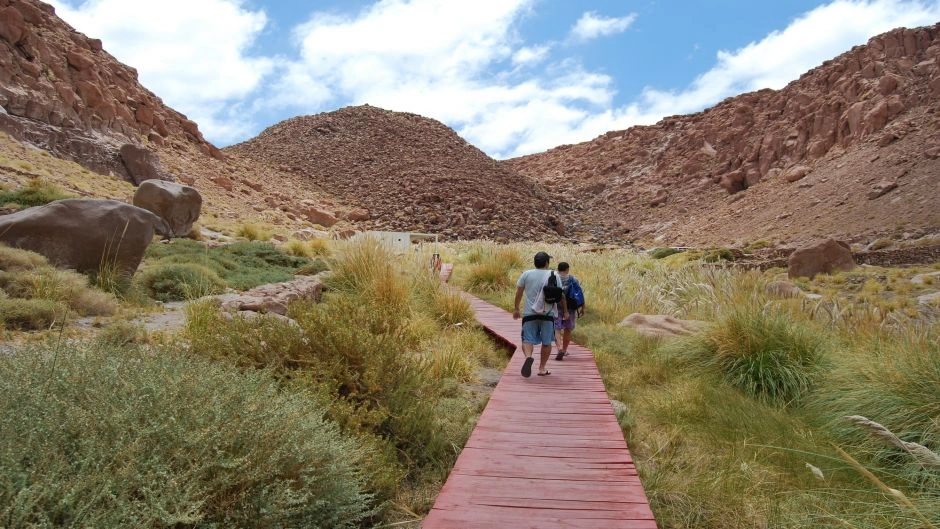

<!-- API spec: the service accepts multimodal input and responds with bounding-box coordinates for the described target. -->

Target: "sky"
[46,0,940,159]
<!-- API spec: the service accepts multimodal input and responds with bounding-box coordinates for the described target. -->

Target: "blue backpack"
[565,277,584,309]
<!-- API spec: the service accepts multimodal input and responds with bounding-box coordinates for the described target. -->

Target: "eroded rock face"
[133,179,202,237]
[0,199,170,275]
[788,239,856,279]
[0,0,221,176]
[120,144,171,185]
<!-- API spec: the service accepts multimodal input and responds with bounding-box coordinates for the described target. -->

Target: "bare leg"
[563,329,572,353]
[522,342,534,358]
[539,344,552,373]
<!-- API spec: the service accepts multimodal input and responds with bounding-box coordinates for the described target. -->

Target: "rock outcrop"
[788,239,856,279]
[216,274,326,316]
[506,24,940,246]
[0,0,220,182]
[0,199,170,274]
[228,105,570,241]
[132,179,202,237]
[618,313,705,338]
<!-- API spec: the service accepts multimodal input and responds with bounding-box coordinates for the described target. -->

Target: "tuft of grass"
[650,247,683,259]
[0,298,64,330]
[0,243,49,270]
[296,257,331,276]
[0,178,73,208]
[676,306,826,405]
[136,263,226,302]
[0,343,372,528]
[236,222,273,241]
[285,238,332,258]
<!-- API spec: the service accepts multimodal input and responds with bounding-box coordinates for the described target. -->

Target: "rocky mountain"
[506,24,940,247]
[228,105,569,241]
[0,0,343,235]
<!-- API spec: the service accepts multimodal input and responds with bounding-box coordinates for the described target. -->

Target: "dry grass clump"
[677,306,827,405]
[0,245,118,329]
[236,222,273,241]
[285,238,331,258]
[0,177,74,208]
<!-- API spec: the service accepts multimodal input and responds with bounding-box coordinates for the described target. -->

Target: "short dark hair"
[534,251,551,268]
[557,262,570,272]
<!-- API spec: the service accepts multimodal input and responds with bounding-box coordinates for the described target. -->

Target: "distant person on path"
[430,253,442,273]
[553,261,585,361]
[513,251,568,377]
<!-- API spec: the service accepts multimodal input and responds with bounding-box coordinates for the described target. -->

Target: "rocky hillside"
[506,24,940,247]
[228,105,569,241]
[0,0,344,235]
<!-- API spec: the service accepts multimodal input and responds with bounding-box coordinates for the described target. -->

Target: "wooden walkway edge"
[422,293,657,528]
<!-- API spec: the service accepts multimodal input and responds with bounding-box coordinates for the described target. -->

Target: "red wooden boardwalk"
[423,294,656,528]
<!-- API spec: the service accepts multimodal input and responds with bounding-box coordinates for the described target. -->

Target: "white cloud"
[570,11,637,41]
[639,0,940,118]
[47,0,275,143]
[39,0,940,159]
[512,45,552,67]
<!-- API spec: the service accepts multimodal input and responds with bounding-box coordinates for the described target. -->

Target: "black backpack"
[543,271,564,304]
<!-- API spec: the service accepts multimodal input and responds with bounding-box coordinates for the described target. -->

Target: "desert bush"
[137,263,226,302]
[650,247,682,259]
[0,344,372,528]
[670,306,826,405]
[464,261,512,293]
[236,222,272,241]
[2,265,117,316]
[95,320,149,347]
[432,286,474,326]
[285,238,332,258]
[0,178,73,208]
[296,257,331,276]
[144,239,309,291]
[0,243,48,270]
[0,298,64,330]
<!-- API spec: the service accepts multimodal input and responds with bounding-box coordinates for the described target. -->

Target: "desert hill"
[0,0,346,236]
[506,24,940,247]
[227,106,569,241]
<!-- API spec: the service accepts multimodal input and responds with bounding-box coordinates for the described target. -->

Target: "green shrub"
[0,178,74,208]
[137,263,226,301]
[95,320,149,347]
[144,239,309,291]
[814,329,940,457]
[680,307,826,404]
[650,247,682,259]
[0,344,372,528]
[296,257,331,276]
[0,298,64,330]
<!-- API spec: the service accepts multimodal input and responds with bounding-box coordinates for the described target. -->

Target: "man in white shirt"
[512,251,568,377]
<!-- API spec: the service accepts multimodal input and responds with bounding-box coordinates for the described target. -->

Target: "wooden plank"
[422,292,656,528]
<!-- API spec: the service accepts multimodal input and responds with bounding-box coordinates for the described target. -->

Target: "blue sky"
[47,0,940,158]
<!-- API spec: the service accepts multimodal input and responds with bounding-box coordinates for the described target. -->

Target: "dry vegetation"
[449,241,939,529]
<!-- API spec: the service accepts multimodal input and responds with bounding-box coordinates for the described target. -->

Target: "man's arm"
[512,286,524,320]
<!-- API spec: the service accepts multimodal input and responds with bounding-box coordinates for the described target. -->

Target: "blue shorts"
[521,319,555,346]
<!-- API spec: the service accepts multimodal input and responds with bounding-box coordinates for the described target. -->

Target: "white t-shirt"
[516,268,556,317]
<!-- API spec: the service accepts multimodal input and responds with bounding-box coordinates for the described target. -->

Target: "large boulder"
[0,199,170,275]
[133,179,202,237]
[120,144,171,185]
[787,239,856,279]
